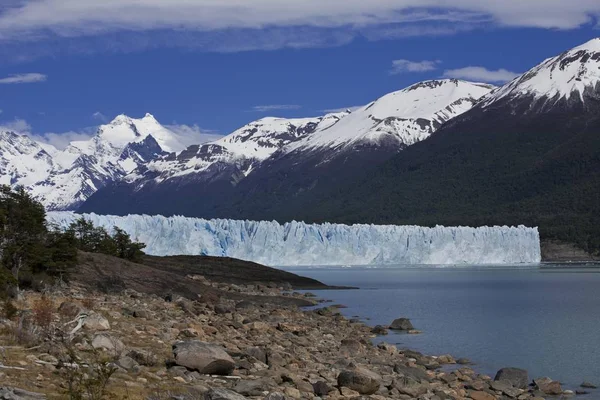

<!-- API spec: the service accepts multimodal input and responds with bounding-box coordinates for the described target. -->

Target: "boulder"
[390,318,414,331]
[244,346,267,364]
[337,366,382,395]
[263,393,286,400]
[490,380,522,398]
[126,349,158,366]
[83,312,110,331]
[0,387,46,399]
[57,301,83,319]
[581,382,598,389]
[494,367,528,389]
[132,309,151,319]
[204,388,248,400]
[173,340,234,375]
[312,381,334,396]
[371,325,389,335]
[116,356,139,371]
[469,390,496,400]
[233,379,274,396]
[534,377,562,395]
[91,333,124,356]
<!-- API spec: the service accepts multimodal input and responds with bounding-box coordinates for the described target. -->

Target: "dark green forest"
[0,186,145,295]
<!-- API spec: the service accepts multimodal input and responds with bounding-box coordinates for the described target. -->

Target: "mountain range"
[3,38,600,255]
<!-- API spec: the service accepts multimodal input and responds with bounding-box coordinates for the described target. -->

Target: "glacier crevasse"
[46,212,541,266]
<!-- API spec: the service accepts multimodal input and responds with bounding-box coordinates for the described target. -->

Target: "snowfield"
[47,212,541,266]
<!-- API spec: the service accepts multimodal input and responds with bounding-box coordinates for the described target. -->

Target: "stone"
[117,356,139,371]
[457,358,471,365]
[0,387,47,399]
[581,382,597,389]
[339,387,360,396]
[394,363,431,382]
[494,368,529,389]
[533,377,562,395]
[312,381,334,396]
[469,390,496,400]
[83,312,110,331]
[390,318,414,331]
[132,309,151,319]
[91,333,124,356]
[204,388,248,400]
[263,393,286,400]
[172,340,235,375]
[337,366,382,395]
[233,379,274,396]
[245,346,267,364]
[372,325,388,335]
[126,349,158,366]
[214,304,235,315]
[58,301,83,319]
[283,387,301,399]
[490,380,522,398]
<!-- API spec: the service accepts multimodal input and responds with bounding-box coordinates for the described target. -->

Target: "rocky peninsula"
[0,253,591,399]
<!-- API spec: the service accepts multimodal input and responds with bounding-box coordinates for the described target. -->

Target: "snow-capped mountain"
[1,114,188,210]
[129,113,348,185]
[0,131,56,187]
[287,79,494,153]
[480,37,600,111]
[80,79,494,218]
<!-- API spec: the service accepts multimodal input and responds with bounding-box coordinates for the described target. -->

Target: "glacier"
[46,212,541,266]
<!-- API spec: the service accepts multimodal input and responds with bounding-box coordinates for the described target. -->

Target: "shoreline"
[1,260,592,399]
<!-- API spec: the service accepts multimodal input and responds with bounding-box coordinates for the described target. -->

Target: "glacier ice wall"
[46,212,541,266]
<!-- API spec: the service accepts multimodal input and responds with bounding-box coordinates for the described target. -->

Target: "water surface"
[287,265,600,392]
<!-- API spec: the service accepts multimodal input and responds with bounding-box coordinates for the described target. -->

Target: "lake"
[287,265,600,393]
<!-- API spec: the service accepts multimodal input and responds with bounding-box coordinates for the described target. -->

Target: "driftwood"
[0,363,26,370]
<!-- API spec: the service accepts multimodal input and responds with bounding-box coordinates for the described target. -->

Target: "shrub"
[32,295,55,332]
[1,298,18,320]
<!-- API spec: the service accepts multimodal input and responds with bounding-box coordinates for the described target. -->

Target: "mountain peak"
[481,38,600,108]
[572,37,600,52]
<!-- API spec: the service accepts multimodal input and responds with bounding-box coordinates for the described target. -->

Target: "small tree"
[112,227,145,262]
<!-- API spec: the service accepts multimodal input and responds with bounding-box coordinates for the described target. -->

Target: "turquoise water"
[288,265,600,393]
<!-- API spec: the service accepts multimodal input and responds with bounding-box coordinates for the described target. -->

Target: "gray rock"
[371,325,389,335]
[173,340,235,375]
[132,309,151,319]
[214,304,235,315]
[204,388,248,400]
[312,381,334,396]
[245,346,267,364]
[126,348,158,366]
[91,333,124,356]
[394,363,431,382]
[233,379,274,396]
[263,393,286,400]
[83,312,110,331]
[581,382,597,389]
[494,367,529,389]
[57,301,83,319]
[534,377,562,395]
[390,318,414,331]
[337,366,381,395]
[490,380,522,398]
[0,387,46,399]
[116,356,139,371]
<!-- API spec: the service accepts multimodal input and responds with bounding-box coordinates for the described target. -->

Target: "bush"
[32,295,55,332]
[1,298,18,320]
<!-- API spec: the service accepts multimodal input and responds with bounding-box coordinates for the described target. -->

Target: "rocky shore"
[0,254,594,399]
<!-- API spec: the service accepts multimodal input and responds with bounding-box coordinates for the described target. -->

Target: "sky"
[0,1,599,148]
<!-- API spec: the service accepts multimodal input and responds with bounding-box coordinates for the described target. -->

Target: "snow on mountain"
[287,79,495,152]
[0,130,56,187]
[0,114,187,210]
[47,212,542,266]
[134,112,349,183]
[481,37,600,108]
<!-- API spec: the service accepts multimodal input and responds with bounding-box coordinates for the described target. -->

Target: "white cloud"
[0,118,32,133]
[0,72,46,84]
[164,124,223,147]
[92,111,108,122]
[251,105,302,112]
[322,105,364,113]
[0,1,597,54]
[442,66,520,83]
[390,59,440,75]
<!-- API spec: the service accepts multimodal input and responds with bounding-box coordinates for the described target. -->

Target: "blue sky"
[0,1,598,148]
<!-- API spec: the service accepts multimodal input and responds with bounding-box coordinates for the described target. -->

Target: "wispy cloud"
[0,118,32,133]
[442,66,520,83]
[0,72,46,84]
[164,123,223,146]
[251,104,302,112]
[0,1,597,57]
[390,59,440,75]
[322,105,364,114]
[92,111,108,122]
